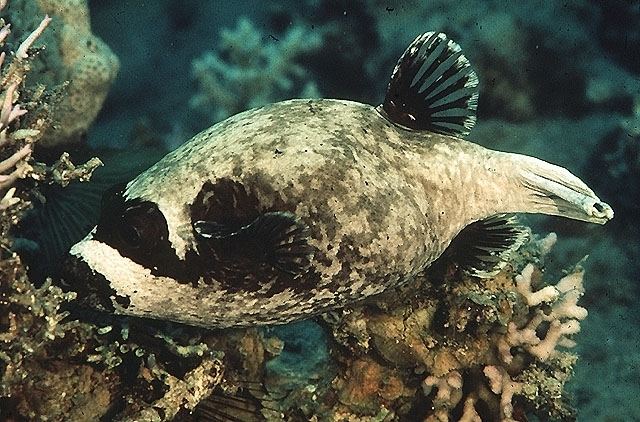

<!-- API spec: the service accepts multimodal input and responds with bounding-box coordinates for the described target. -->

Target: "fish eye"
[94,191,171,268]
[118,204,163,251]
[119,222,143,249]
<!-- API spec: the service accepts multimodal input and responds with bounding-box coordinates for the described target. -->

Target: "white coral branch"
[423,371,464,422]
[459,396,482,422]
[0,8,51,200]
[515,264,559,306]
[0,24,10,45]
[504,262,588,363]
[0,144,30,174]
[0,82,20,132]
[483,365,523,422]
[0,145,31,190]
[15,15,51,60]
[0,186,18,210]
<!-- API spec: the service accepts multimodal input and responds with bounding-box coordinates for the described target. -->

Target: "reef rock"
[4,0,119,148]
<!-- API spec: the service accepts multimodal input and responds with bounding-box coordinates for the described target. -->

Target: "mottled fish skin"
[69,97,605,328]
[68,32,612,328]
[68,99,487,327]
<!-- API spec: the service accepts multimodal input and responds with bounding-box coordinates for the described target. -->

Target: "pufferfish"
[65,32,613,329]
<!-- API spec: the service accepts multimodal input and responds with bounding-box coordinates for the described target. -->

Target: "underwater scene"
[0,0,638,420]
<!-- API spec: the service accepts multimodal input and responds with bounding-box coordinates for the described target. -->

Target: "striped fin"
[380,32,479,136]
[192,382,283,422]
[446,215,528,278]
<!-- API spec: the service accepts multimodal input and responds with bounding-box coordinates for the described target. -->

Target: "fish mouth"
[520,158,614,225]
[582,198,614,224]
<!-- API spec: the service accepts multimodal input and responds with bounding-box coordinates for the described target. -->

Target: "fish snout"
[585,199,614,223]
[518,156,614,225]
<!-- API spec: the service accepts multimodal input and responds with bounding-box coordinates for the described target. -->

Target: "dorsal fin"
[380,32,479,136]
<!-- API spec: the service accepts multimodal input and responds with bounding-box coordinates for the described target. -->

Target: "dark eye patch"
[96,184,165,255]
[118,202,166,252]
[94,183,199,284]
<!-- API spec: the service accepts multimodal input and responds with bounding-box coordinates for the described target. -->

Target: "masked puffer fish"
[65,32,613,329]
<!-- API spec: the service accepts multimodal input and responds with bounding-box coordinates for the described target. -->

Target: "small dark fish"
[66,32,612,329]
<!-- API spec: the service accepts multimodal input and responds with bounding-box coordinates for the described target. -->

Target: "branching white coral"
[483,365,524,422]
[190,17,322,122]
[423,371,464,422]
[0,3,51,201]
[504,261,588,362]
[414,233,586,420]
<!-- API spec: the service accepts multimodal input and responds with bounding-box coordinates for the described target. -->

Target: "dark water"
[30,1,640,419]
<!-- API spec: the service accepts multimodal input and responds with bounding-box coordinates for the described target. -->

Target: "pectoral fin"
[446,215,528,278]
[194,211,314,276]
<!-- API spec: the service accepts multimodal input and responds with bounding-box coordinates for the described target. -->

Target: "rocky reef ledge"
[1,229,586,421]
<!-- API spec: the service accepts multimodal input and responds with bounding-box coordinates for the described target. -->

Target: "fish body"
[66,33,612,328]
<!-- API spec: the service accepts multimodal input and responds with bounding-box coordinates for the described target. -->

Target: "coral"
[0,7,47,202]
[0,7,104,419]
[0,4,222,420]
[335,357,413,416]
[0,257,227,421]
[119,354,224,422]
[509,262,587,361]
[0,258,116,421]
[300,232,584,421]
[0,2,52,253]
[190,17,322,123]
[4,0,119,147]
[0,257,79,396]
[1,248,226,421]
